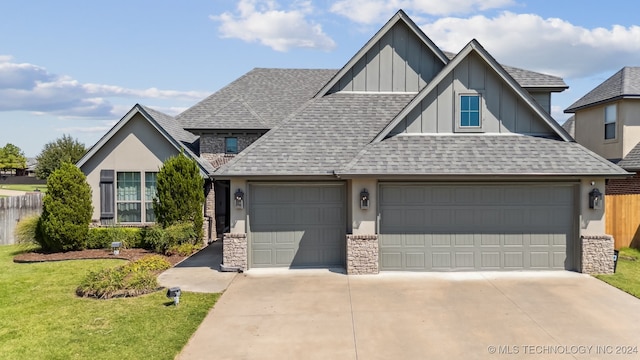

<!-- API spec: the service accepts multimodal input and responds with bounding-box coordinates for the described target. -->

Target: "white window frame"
[604,104,617,140]
[455,91,485,133]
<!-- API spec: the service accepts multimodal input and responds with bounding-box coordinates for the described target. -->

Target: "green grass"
[0,245,219,360]
[595,248,640,298]
[0,184,47,193]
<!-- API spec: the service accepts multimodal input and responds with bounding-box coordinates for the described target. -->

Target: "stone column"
[346,234,379,275]
[203,181,216,242]
[222,233,247,271]
[581,235,614,274]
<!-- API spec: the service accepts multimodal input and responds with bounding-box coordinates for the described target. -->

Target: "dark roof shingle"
[565,67,640,112]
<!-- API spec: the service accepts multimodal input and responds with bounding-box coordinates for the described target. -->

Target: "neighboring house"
[565,67,640,195]
[79,10,627,274]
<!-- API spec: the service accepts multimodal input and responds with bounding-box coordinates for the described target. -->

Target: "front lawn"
[595,247,640,298]
[0,245,219,360]
[0,184,47,193]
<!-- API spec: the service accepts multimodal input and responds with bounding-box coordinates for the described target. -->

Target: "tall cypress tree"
[153,153,204,238]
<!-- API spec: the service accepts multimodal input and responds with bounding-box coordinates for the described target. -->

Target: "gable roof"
[76,104,214,175]
[314,9,449,98]
[374,39,573,142]
[617,141,640,170]
[565,67,640,112]
[178,68,336,130]
[561,115,576,138]
[442,51,567,90]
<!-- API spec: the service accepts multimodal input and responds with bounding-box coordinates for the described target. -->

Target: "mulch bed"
[13,248,188,267]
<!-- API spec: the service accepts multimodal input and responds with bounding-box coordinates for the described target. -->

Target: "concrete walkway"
[158,241,237,293]
[178,270,640,360]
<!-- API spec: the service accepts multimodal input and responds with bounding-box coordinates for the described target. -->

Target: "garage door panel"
[379,184,575,271]
[249,184,345,268]
[405,253,426,269]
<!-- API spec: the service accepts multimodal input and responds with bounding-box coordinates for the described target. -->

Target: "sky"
[1,0,640,157]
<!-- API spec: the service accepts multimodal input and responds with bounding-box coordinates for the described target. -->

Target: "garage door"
[379,184,576,271]
[249,183,346,268]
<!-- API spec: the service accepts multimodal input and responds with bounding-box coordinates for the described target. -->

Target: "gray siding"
[248,183,346,268]
[378,183,576,271]
[391,53,556,135]
[332,22,444,93]
[530,92,551,114]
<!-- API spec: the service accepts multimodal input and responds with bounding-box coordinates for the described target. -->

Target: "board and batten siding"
[391,53,556,136]
[330,22,444,93]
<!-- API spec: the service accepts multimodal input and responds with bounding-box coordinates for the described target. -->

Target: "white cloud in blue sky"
[212,0,336,52]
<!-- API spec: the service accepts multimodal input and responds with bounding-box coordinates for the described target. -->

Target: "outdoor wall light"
[111,241,121,255]
[166,287,181,306]
[360,189,370,210]
[589,188,603,210]
[234,189,245,209]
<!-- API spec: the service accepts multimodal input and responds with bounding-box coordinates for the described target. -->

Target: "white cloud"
[330,0,514,24]
[419,12,640,79]
[211,0,336,52]
[0,56,208,118]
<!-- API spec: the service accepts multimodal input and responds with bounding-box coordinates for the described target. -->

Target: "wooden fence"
[605,194,640,249]
[0,193,43,245]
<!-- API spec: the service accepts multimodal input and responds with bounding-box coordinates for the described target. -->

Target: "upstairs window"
[225,137,238,154]
[460,95,481,128]
[605,104,616,140]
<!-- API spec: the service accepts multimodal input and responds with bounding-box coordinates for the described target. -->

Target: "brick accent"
[606,172,640,195]
[581,235,614,274]
[223,233,247,271]
[200,133,261,170]
[346,234,379,275]
[203,181,216,241]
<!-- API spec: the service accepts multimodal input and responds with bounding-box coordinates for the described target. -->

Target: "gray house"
[78,10,626,274]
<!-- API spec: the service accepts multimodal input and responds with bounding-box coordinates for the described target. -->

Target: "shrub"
[143,225,168,254]
[143,222,198,255]
[13,215,41,245]
[86,227,144,249]
[153,153,204,240]
[167,243,202,257]
[39,163,93,252]
[76,255,171,299]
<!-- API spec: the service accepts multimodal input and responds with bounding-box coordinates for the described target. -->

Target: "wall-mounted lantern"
[234,189,245,209]
[360,189,370,210]
[589,188,603,209]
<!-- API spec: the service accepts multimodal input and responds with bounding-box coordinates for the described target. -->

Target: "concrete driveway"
[178,270,640,360]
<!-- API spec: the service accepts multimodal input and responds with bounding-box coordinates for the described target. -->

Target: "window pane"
[117,172,140,201]
[461,96,470,111]
[461,112,469,127]
[460,95,481,128]
[605,123,616,139]
[469,112,480,127]
[605,105,616,123]
[145,172,157,201]
[225,137,238,154]
[469,96,479,111]
[117,203,141,222]
[145,202,155,222]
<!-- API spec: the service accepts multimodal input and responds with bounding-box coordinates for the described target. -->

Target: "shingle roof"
[338,135,628,176]
[215,93,415,176]
[565,67,640,112]
[561,115,575,138]
[617,141,640,170]
[138,105,216,174]
[177,68,337,130]
[443,51,567,89]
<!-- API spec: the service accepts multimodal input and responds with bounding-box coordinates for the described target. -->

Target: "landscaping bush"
[76,255,171,299]
[39,163,92,252]
[86,227,144,249]
[13,215,41,245]
[167,243,202,257]
[153,153,204,240]
[143,222,198,255]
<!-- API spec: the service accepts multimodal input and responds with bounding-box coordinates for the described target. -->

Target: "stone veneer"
[347,234,379,275]
[203,181,215,241]
[223,233,247,271]
[581,235,615,274]
[200,133,261,168]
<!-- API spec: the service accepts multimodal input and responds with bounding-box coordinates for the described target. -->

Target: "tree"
[35,134,86,179]
[39,162,93,252]
[153,153,204,239]
[0,143,27,172]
